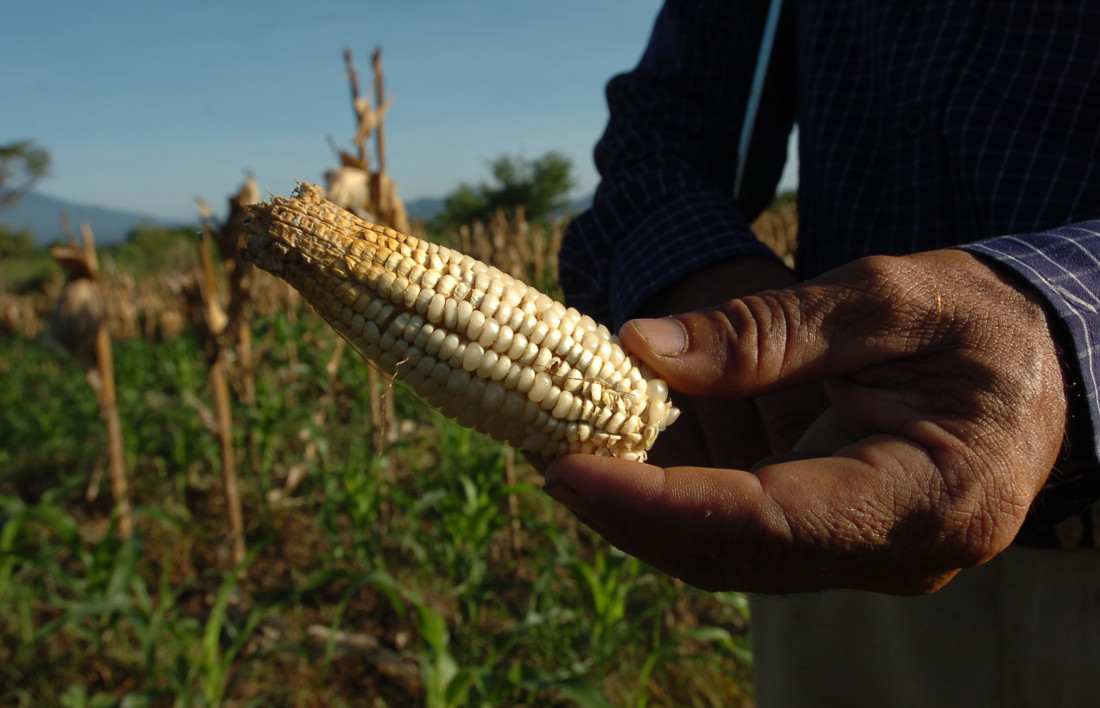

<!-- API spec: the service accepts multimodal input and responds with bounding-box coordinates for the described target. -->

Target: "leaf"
[416,604,448,653]
[515,665,615,708]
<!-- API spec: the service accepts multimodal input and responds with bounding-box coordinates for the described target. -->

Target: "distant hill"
[402,194,444,223]
[1,192,173,247]
[404,193,594,224]
[566,193,593,216]
[405,196,446,222]
[2,190,596,248]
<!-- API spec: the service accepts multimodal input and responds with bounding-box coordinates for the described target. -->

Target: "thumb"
[620,261,901,399]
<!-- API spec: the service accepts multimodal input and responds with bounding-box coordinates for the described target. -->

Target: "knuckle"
[717,289,809,385]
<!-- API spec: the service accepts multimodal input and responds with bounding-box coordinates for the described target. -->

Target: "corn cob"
[239,183,679,461]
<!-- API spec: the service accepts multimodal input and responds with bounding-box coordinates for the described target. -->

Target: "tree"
[438,151,576,227]
[0,140,51,211]
[0,226,37,259]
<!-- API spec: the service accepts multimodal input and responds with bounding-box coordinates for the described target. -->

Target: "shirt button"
[903,108,929,136]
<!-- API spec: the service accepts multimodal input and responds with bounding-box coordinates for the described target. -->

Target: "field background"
[1,213,773,706]
[0,49,800,706]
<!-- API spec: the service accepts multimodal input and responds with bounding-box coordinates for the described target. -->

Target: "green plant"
[436,152,576,228]
[1,263,755,706]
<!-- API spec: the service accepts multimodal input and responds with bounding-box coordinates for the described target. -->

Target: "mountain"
[403,193,594,224]
[1,192,173,247]
[405,196,446,222]
[2,190,596,247]
[566,193,593,216]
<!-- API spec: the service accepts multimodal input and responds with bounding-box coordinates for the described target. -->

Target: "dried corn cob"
[240,183,679,461]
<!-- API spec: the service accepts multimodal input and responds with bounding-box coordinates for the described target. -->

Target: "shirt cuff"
[963,223,1100,482]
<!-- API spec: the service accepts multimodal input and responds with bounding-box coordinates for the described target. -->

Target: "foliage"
[437,152,576,227]
[0,223,199,295]
[0,140,54,290]
[0,299,755,706]
[0,225,59,293]
[0,140,51,210]
[104,224,201,277]
[773,189,797,206]
[0,226,37,259]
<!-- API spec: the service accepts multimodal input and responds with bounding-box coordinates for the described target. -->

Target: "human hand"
[544,250,1067,594]
[633,258,827,470]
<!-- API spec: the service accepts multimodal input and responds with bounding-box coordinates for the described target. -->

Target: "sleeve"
[964,224,1100,543]
[559,0,797,328]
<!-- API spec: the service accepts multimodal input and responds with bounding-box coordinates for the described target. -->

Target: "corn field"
[0,47,799,707]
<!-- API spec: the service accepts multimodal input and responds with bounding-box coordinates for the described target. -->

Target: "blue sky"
[2,1,795,224]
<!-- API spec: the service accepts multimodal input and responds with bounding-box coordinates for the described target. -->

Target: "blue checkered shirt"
[559,0,1100,546]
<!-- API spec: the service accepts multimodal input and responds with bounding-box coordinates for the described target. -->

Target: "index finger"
[543,435,994,595]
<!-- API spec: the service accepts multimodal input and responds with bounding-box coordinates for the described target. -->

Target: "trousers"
[750,547,1100,707]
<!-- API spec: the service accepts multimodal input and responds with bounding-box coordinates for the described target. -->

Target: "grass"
[0,302,754,706]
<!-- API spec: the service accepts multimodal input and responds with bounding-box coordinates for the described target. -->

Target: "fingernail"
[629,318,688,357]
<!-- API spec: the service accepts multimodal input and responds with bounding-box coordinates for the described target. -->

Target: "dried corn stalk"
[50,223,132,539]
[240,183,679,461]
